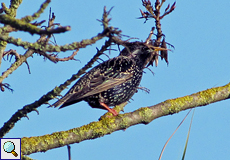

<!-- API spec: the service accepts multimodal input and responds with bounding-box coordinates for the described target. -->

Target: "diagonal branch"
[21,82,230,155]
[21,0,51,23]
[0,38,114,138]
[0,49,34,84]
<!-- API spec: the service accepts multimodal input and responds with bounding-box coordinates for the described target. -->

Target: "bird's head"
[119,42,165,68]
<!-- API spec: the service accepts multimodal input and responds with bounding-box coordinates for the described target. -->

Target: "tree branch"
[0,27,120,52]
[21,82,230,155]
[0,49,34,84]
[0,14,71,35]
[0,0,23,69]
[8,0,23,17]
[21,0,51,23]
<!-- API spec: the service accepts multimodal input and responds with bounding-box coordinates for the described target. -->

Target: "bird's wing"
[68,57,134,98]
[78,72,133,99]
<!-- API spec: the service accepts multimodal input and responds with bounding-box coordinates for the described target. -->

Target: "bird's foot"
[100,102,118,116]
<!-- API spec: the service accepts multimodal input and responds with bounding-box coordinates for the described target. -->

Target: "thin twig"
[55,49,79,62]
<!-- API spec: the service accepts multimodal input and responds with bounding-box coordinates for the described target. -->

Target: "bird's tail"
[52,95,72,108]
[52,99,64,108]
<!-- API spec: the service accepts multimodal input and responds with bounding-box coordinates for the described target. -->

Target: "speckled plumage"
[53,42,155,115]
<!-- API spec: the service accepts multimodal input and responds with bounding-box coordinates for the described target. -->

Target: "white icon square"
[0,138,21,160]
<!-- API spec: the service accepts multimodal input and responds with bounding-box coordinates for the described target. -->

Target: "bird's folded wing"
[77,72,133,99]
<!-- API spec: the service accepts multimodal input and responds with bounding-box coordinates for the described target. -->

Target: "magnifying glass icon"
[3,141,18,157]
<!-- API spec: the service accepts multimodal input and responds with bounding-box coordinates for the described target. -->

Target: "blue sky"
[1,0,230,159]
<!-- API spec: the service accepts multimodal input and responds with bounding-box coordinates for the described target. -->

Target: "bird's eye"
[132,49,139,56]
[141,46,148,52]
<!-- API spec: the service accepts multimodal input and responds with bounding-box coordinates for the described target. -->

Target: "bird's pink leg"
[100,102,118,116]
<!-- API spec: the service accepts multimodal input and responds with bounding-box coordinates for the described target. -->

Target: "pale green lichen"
[119,116,130,129]
[163,95,194,114]
[0,40,7,46]
[137,107,153,123]
[196,84,230,105]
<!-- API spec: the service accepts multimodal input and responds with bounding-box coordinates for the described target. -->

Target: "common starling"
[53,42,157,116]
